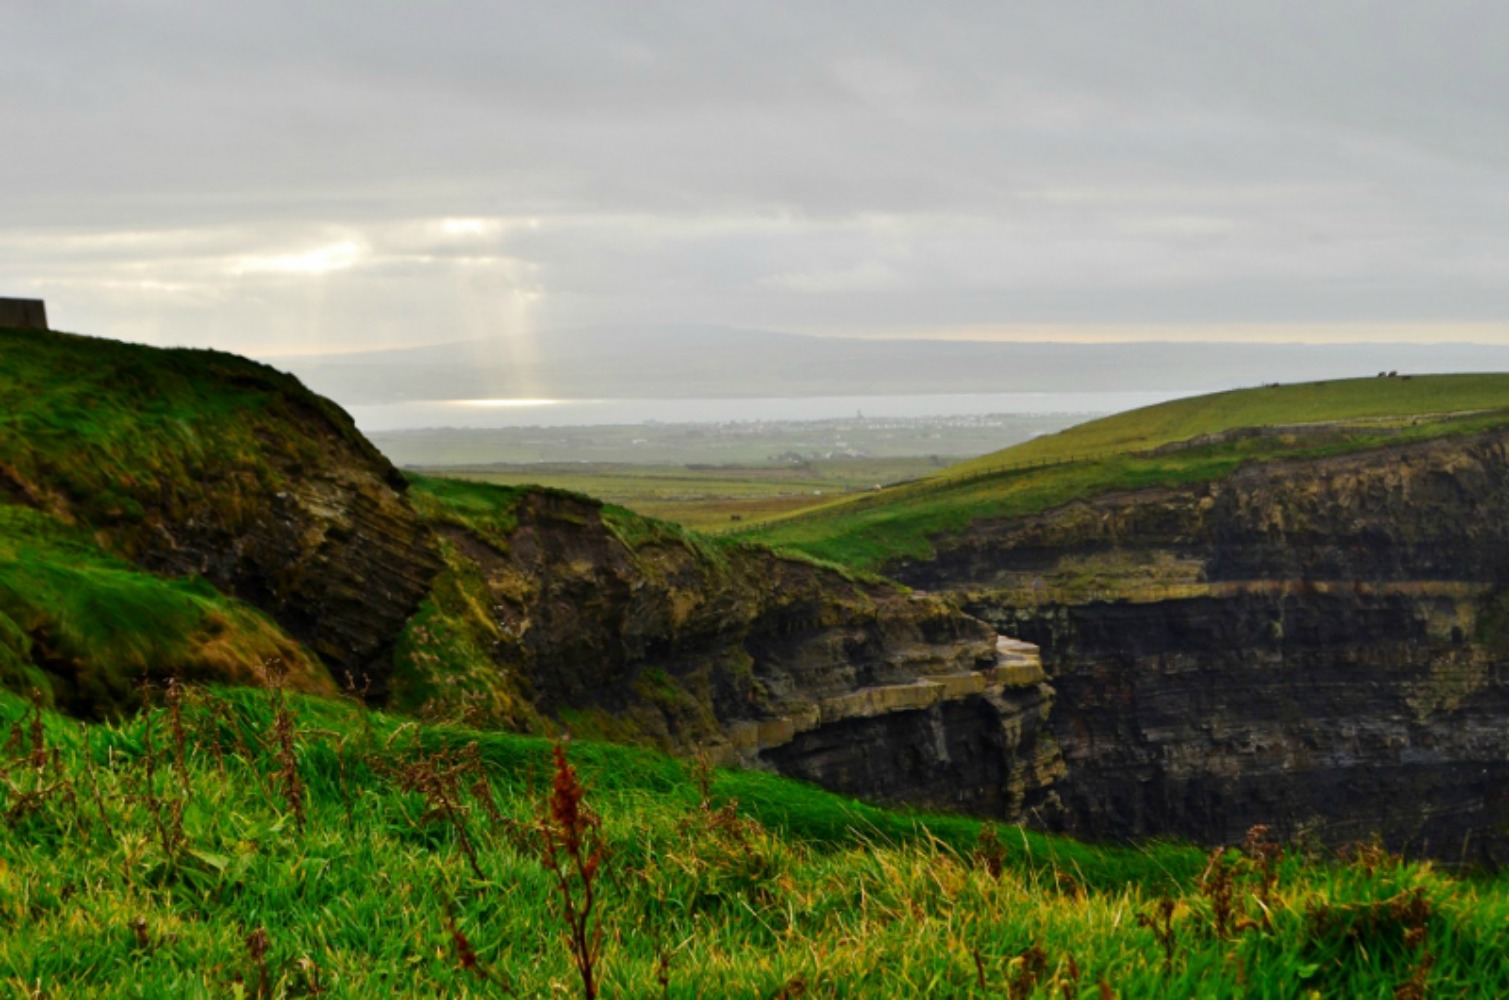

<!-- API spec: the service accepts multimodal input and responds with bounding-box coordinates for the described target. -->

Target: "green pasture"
[3,685,1504,998]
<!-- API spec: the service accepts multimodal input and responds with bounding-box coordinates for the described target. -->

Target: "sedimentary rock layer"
[433,489,1063,815]
[893,427,1509,861]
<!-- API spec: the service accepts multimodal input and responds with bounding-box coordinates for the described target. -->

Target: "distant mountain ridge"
[263,324,1509,405]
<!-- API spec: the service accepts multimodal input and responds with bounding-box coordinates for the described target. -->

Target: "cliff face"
[0,330,442,691]
[892,427,1509,861]
[124,413,442,693]
[410,487,1063,814]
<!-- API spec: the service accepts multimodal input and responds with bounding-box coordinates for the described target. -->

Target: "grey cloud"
[2,1,1508,353]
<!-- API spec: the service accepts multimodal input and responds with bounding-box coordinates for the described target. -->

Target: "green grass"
[951,373,1509,474]
[0,327,380,545]
[0,325,364,711]
[402,473,532,552]
[0,327,439,714]
[0,507,331,716]
[2,685,1505,997]
[747,376,1509,571]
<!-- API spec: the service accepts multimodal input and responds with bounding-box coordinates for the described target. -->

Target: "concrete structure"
[0,298,47,330]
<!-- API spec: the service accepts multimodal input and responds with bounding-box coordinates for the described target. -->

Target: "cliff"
[0,327,441,694]
[0,328,1045,810]
[396,477,1062,812]
[892,425,1509,862]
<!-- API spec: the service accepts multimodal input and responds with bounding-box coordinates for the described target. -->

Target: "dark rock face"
[762,682,1062,819]
[892,428,1509,861]
[438,490,1063,812]
[136,455,441,694]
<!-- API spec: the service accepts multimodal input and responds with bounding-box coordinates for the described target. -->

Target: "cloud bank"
[3,1,1507,354]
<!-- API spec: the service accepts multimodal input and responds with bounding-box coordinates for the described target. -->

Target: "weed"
[1136,897,1179,975]
[78,725,113,838]
[1304,884,1436,996]
[1199,848,1238,939]
[1008,944,1048,1000]
[266,675,305,834]
[386,744,489,881]
[294,956,325,996]
[165,678,190,792]
[1062,953,1081,1000]
[537,741,608,998]
[1395,950,1435,1000]
[672,753,781,912]
[469,767,508,828]
[1393,888,1435,999]
[447,913,495,986]
[974,824,1006,880]
[245,927,271,999]
[1241,823,1281,911]
[1,694,78,830]
[138,707,184,860]
[1340,834,1400,876]
[655,948,671,997]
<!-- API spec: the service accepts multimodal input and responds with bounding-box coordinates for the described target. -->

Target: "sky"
[4,1,1509,357]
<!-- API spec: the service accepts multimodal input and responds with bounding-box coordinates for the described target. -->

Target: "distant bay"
[345,391,1195,432]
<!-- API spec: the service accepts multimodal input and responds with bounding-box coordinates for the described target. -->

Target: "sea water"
[344,391,1193,432]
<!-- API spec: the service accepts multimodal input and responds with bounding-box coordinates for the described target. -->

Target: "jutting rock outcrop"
[891,426,1509,863]
[412,486,1064,816]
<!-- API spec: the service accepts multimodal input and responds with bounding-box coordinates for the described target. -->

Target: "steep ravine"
[891,427,1509,862]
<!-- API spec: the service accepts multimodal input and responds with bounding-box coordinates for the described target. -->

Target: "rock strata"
[431,489,1064,818]
[0,330,442,691]
[892,426,1509,861]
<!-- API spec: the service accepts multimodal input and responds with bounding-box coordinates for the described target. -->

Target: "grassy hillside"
[0,326,435,711]
[745,375,1509,571]
[0,506,332,716]
[0,327,379,541]
[950,373,1509,474]
[3,684,1504,998]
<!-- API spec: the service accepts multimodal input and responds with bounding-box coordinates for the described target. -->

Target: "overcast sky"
[4,1,1508,356]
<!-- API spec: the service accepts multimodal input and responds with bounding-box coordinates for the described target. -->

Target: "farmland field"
[406,458,946,531]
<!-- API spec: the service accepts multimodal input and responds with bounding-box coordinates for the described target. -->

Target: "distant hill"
[263,324,1509,404]
[745,373,1509,570]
